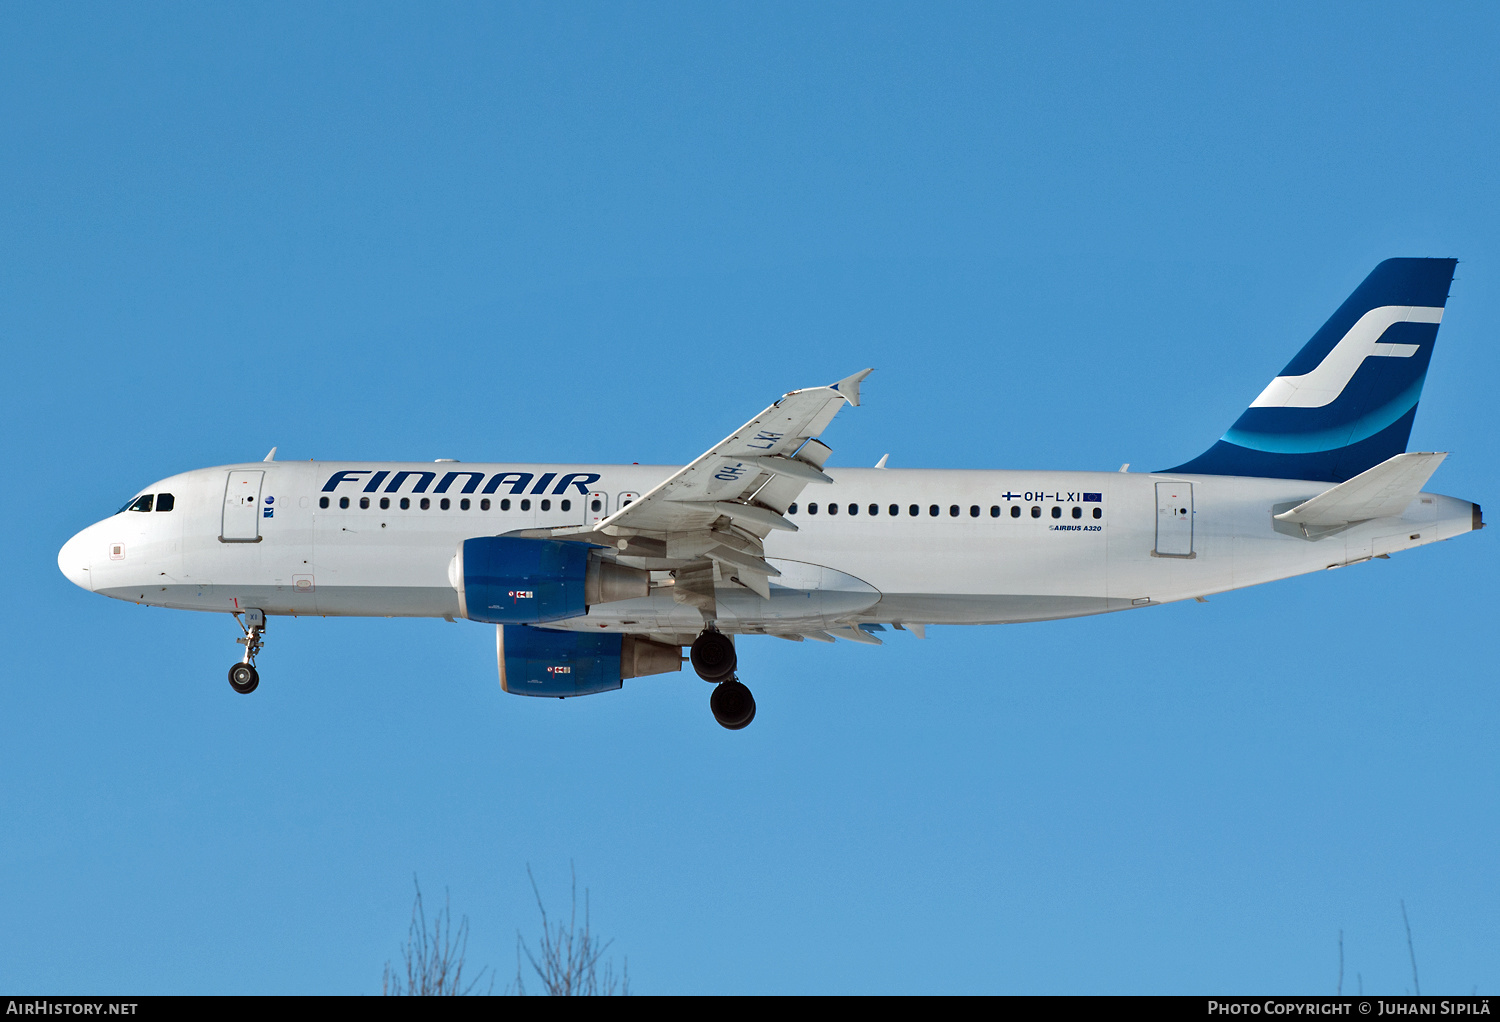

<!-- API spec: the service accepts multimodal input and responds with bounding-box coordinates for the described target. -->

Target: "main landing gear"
[710,679,755,731]
[692,629,755,730]
[229,609,265,695]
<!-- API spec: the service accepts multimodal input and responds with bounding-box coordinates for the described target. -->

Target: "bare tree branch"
[382,876,489,996]
[1401,899,1421,996]
[514,863,628,996]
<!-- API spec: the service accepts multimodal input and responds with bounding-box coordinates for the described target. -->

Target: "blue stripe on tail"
[1165,258,1457,483]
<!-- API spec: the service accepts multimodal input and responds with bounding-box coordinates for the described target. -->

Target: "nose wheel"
[228,662,259,694]
[229,609,266,695]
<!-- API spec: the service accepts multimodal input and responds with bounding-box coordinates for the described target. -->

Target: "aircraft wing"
[597,368,872,538]
[521,368,871,604]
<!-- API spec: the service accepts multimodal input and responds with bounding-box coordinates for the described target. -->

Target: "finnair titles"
[59,259,1481,729]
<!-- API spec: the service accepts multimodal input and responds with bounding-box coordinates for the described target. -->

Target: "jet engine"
[449,536,649,624]
[498,624,683,697]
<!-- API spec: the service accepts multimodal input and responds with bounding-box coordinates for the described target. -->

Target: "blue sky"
[2,2,1497,994]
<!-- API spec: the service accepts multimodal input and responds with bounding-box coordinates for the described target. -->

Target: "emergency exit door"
[1154,482,1194,557]
[222,471,264,542]
[586,491,609,525]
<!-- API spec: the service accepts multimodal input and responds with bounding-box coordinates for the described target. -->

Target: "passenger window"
[501,499,511,511]
[380,497,390,510]
[1031,506,1041,518]
[929,505,939,517]
[847,503,857,516]
[129,495,154,513]
[591,499,602,512]
[461,498,471,510]
[990,505,999,517]
[400,497,410,510]
[788,503,799,514]
[1093,507,1102,519]
[889,504,899,516]
[339,496,350,509]
[561,499,571,512]
[808,503,818,515]
[1011,505,1020,518]
[319,496,329,509]
[969,505,980,518]
[1072,506,1082,519]
[520,499,530,511]
[909,504,919,516]
[869,504,879,516]
[420,498,431,510]
[540,499,551,511]
[1051,506,1062,519]
[481,498,491,511]
[828,502,839,516]
[359,496,370,509]
[948,505,959,517]
[156,493,175,512]
[439,498,450,510]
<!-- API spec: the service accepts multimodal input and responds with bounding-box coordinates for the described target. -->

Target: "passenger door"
[1154,482,1194,557]
[221,471,264,542]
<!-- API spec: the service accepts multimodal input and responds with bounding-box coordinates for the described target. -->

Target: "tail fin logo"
[1249,305,1443,409]
[1162,256,1456,483]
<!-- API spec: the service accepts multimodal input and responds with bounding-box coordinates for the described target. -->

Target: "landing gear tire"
[711,679,756,730]
[228,662,260,695]
[230,610,266,695]
[691,630,737,682]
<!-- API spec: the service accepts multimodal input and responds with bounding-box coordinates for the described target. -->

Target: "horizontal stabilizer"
[1273,452,1447,527]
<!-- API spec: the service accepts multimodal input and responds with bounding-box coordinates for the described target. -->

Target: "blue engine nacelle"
[454,536,590,623]
[498,624,683,698]
[451,536,649,624]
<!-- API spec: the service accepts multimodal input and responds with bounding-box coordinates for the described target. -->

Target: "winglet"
[830,368,874,407]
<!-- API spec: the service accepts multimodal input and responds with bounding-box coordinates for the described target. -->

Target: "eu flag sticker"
[1083,493,1102,502]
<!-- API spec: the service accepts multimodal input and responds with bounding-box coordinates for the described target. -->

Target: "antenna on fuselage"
[263,447,277,462]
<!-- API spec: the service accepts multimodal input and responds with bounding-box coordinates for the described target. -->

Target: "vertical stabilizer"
[1166,258,1457,482]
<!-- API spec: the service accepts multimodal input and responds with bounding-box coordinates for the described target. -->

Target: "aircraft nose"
[58,527,95,592]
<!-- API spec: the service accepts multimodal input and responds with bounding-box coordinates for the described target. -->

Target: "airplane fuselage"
[59,460,1479,641]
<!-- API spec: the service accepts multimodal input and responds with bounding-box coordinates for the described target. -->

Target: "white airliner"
[58,259,1481,728]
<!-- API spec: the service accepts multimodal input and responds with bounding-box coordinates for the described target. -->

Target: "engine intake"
[451,536,648,624]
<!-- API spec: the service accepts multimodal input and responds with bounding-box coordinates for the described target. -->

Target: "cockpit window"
[118,492,173,514]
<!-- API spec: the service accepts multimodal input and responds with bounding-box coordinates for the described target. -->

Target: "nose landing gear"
[693,629,755,729]
[229,609,265,695]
